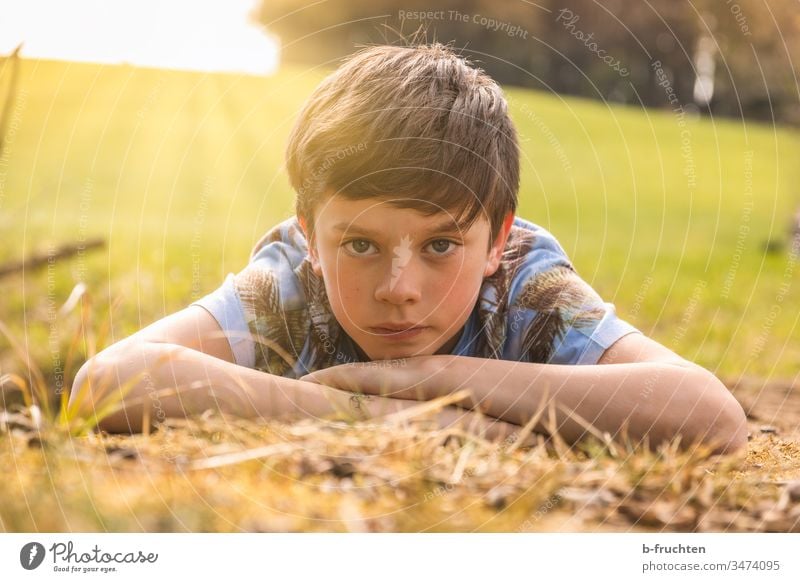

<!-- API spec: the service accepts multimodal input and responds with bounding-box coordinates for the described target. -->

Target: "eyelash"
[342,239,461,257]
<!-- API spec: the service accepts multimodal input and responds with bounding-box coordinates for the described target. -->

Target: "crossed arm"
[299,332,748,455]
[70,307,747,454]
[69,308,534,445]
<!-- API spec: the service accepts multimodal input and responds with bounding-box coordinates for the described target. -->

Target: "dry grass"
[2,379,799,532]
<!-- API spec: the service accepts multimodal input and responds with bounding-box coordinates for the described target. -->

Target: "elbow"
[690,371,748,455]
[69,355,105,413]
[69,350,137,434]
[709,398,748,455]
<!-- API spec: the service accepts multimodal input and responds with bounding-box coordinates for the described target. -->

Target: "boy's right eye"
[343,239,378,256]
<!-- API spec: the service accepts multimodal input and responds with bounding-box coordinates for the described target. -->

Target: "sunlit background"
[0,0,279,74]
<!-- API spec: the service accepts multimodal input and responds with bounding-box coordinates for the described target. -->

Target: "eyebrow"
[331,221,465,237]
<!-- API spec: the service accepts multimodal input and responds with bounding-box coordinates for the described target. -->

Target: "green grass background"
[2,58,798,383]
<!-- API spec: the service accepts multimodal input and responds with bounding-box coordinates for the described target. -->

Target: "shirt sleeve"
[191,273,256,369]
[550,293,641,365]
[508,225,641,366]
[189,217,309,372]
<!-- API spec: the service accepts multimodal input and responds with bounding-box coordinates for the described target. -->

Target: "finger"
[299,362,355,381]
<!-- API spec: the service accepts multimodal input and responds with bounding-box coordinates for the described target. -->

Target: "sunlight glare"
[0,0,280,75]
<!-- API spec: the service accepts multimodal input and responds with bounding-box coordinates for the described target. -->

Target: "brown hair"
[285,42,520,249]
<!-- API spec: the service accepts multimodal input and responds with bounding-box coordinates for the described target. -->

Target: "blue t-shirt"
[192,215,640,378]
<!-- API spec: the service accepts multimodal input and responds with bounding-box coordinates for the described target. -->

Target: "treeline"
[257,0,799,124]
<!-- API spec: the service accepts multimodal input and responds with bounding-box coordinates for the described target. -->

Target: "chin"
[362,345,433,361]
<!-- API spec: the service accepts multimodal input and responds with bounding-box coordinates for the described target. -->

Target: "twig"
[0,43,23,163]
[0,238,104,279]
[185,442,303,470]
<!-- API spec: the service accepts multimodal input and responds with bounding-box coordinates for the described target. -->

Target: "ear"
[297,215,323,277]
[483,212,515,278]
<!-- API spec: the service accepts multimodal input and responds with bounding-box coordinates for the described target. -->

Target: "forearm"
[71,342,402,432]
[71,343,532,445]
[422,355,746,452]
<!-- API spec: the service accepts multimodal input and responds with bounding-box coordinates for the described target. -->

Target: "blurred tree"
[256,0,799,124]
[697,0,800,124]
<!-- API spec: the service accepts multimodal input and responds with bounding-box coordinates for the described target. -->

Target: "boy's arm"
[300,333,748,454]
[66,304,376,431]
[71,340,396,432]
[70,340,532,445]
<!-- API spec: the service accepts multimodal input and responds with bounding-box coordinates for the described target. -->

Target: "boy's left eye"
[427,239,457,255]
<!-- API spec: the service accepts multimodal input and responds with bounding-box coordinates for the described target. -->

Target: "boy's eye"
[344,239,377,255]
[427,239,458,255]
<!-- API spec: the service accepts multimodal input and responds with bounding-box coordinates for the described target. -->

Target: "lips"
[369,325,429,337]
[372,323,424,332]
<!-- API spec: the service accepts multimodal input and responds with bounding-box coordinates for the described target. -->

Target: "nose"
[373,256,422,305]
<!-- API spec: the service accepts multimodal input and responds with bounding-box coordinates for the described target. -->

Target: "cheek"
[338,282,364,304]
[322,261,367,307]
[431,261,484,302]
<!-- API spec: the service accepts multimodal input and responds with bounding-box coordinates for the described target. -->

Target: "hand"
[298,355,452,401]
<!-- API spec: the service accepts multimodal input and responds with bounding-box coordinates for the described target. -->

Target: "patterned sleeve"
[507,224,641,365]
[190,218,310,376]
[191,272,256,368]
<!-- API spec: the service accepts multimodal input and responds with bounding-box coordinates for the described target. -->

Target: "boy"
[70,43,747,453]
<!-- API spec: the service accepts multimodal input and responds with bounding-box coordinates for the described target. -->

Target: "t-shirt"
[191,215,641,378]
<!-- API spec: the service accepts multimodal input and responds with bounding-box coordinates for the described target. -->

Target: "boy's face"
[298,194,514,361]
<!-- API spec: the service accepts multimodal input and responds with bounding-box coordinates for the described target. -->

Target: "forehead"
[314,194,488,237]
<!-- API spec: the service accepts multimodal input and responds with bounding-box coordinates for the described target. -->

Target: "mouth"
[369,325,429,339]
